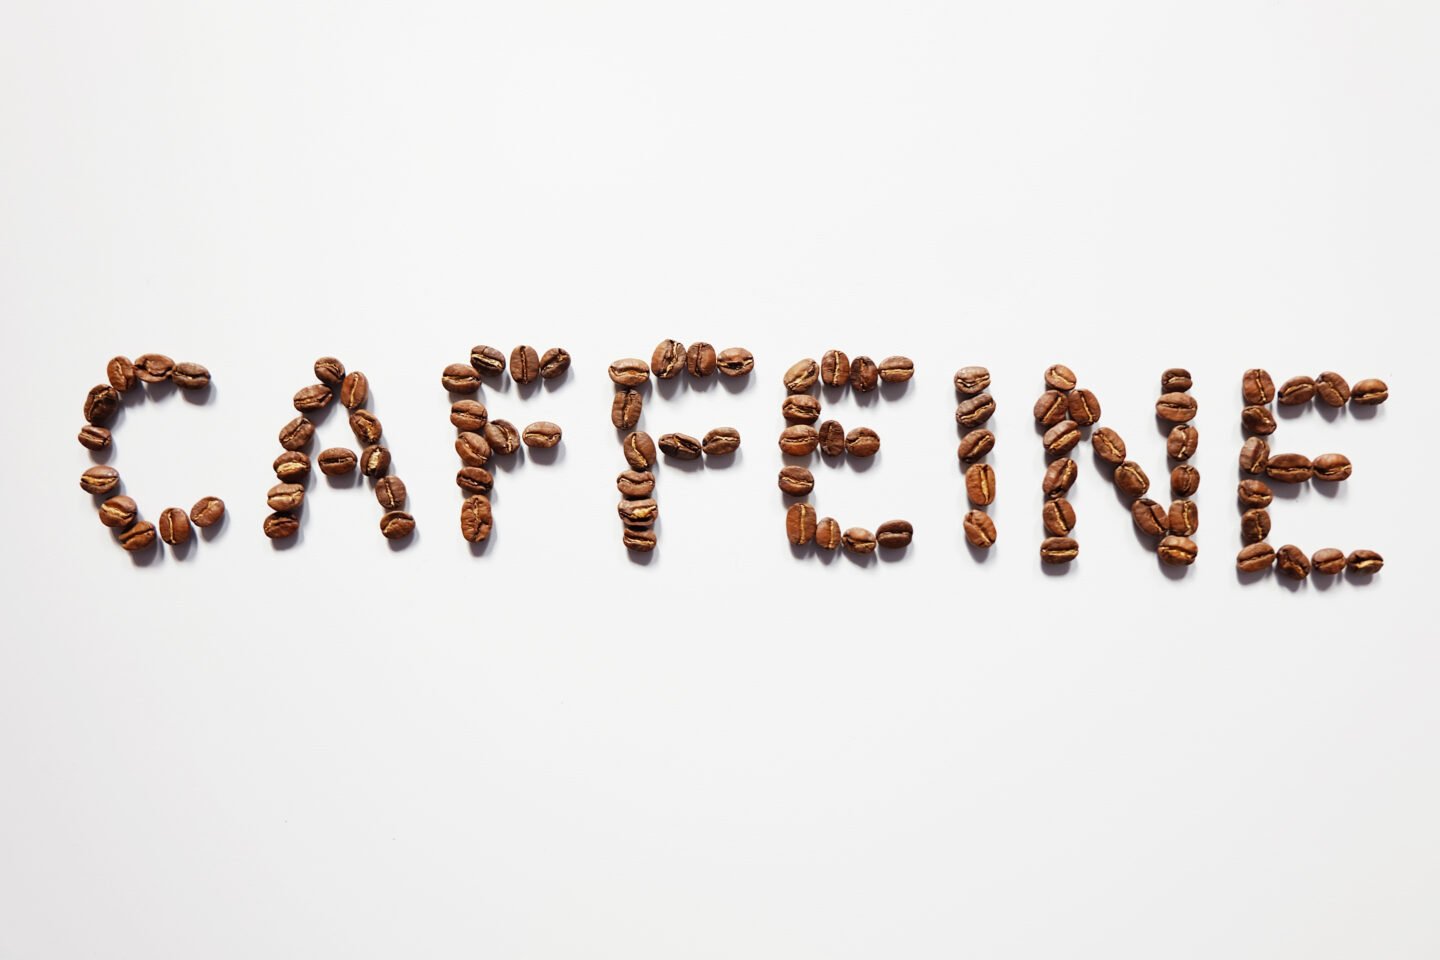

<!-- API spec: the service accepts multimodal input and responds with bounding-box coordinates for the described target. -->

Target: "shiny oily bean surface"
[1161,368,1192,391]
[1348,549,1384,573]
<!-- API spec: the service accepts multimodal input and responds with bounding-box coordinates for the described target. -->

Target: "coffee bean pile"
[954,365,997,550]
[78,355,224,553]
[781,350,914,556]
[1235,369,1386,579]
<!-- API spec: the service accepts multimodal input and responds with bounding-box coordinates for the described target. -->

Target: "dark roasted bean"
[1239,436,1270,475]
[1242,405,1276,435]
[1312,453,1352,481]
[1237,479,1273,508]
[651,340,686,379]
[1043,498,1076,536]
[469,345,506,376]
[820,350,850,387]
[1346,549,1384,573]
[1275,544,1311,580]
[1044,364,1076,391]
[623,431,657,469]
[78,424,111,450]
[539,347,571,379]
[1043,458,1078,499]
[1157,535,1198,566]
[1350,378,1388,405]
[1161,368,1192,391]
[1067,389,1101,426]
[80,465,120,495]
[702,427,741,456]
[1156,392,1198,422]
[450,400,488,432]
[1092,427,1126,465]
[83,385,119,424]
[957,429,995,463]
[1242,368,1275,405]
[1315,372,1350,407]
[849,355,879,392]
[1167,500,1199,537]
[1114,461,1150,498]
[658,432,702,460]
[686,342,717,378]
[1131,498,1168,536]
[845,426,880,458]
[509,345,539,384]
[716,347,754,377]
[786,503,817,545]
[878,356,914,383]
[1277,375,1315,405]
[953,366,990,394]
[609,358,650,386]
[1236,542,1276,573]
[1171,464,1201,497]
[1167,424,1199,460]
[1265,453,1313,483]
[777,465,814,496]
[441,363,481,393]
[1240,508,1271,544]
[134,354,175,383]
[1033,390,1068,426]
[1312,548,1346,575]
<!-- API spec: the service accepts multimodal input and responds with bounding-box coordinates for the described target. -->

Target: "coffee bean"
[274,451,310,481]
[314,357,345,386]
[98,495,137,528]
[1242,368,1275,405]
[611,388,643,429]
[784,359,819,393]
[450,400,488,431]
[849,356,879,392]
[510,345,539,384]
[279,416,315,451]
[845,427,880,458]
[522,421,562,448]
[817,420,846,456]
[622,526,657,552]
[878,356,914,383]
[1044,364,1077,391]
[1043,498,1076,536]
[78,424,111,450]
[1157,535,1198,566]
[485,420,521,455]
[1040,536,1078,564]
[820,350,850,387]
[786,503,817,545]
[1114,461,1150,498]
[623,431,657,469]
[375,476,407,509]
[1171,464,1200,497]
[1241,405,1276,435]
[956,393,996,427]
[294,384,333,410]
[317,447,357,476]
[957,510,994,548]
[134,354,175,383]
[1131,498,1167,536]
[957,429,995,463]
[1347,549,1384,573]
[539,347,571,380]
[617,470,655,498]
[783,394,821,423]
[658,432,702,460]
[470,345,506,376]
[107,356,136,391]
[83,384,119,424]
[1042,420,1081,455]
[1167,424,1199,460]
[609,358,650,386]
[460,494,493,542]
[118,520,157,551]
[360,445,390,477]
[349,409,382,445]
[686,342,717,378]
[778,465,815,496]
[1351,378,1388,405]
[80,465,120,495]
[702,427,741,456]
[339,371,368,409]
[1167,500,1199,537]
[717,347,754,377]
[1156,392,1197,422]
[1092,427,1127,465]
[1277,376,1315,405]
[1239,437,1270,474]
[172,362,210,390]
[1161,368,1192,392]
[190,496,225,527]
[379,511,415,539]
[966,463,997,505]
[651,340,686,379]
[876,519,913,549]
[267,482,305,511]
[441,363,481,393]
[843,527,877,554]
[456,466,494,494]
[1236,542,1276,572]
[815,517,842,550]
[1266,453,1313,483]
[1312,453,1352,481]
[1311,548,1346,575]
[1275,544,1311,580]
[1315,371,1350,407]
[1237,479,1273,508]
[455,432,492,467]
[1033,390,1068,426]
[779,425,820,456]
[1067,389,1101,426]
[1043,458,1078,499]
[263,512,299,539]
[158,507,192,545]
[954,366,990,395]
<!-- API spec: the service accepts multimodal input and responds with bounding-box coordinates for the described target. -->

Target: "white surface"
[2,1,1438,957]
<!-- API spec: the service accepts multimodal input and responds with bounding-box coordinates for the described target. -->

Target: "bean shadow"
[966,541,994,564]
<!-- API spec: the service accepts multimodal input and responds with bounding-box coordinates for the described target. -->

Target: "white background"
[2,1,1437,957]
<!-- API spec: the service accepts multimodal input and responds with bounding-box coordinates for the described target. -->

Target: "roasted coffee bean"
[786,503,817,545]
[1351,378,1388,405]
[845,426,880,458]
[510,345,539,384]
[522,421,562,448]
[843,527,877,554]
[623,431,657,469]
[784,358,819,393]
[379,511,415,539]
[1242,368,1275,405]
[1241,405,1276,435]
[1236,542,1276,572]
[817,420,846,457]
[360,445,391,477]
[460,494,493,542]
[1277,375,1315,406]
[318,447,357,476]
[658,432,702,460]
[134,354,175,382]
[469,345,506,376]
[455,431,492,467]
[966,463,997,505]
[876,519,913,548]
[960,511,995,548]
[1161,368,1192,392]
[878,356,914,383]
[1167,500,1199,537]
[849,355,879,392]
[263,512,299,539]
[274,451,310,481]
[1167,424,1199,460]
[956,393,996,428]
[815,517,842,550]
[78,424,111,450]
[539,347,571,379]
[1042,420,1081,455]
[1044,364,1077,391]
[1131,498,1168,536]
[1156,392,1197,422]
[1092,427,1127,465]
[158,507,192,545]
[953,366,991,395]
[783,394,821,423]
[278,416,315,451]
[779,425,820,456]
[1157,535,1198,566]
[957,429,995,463]
[375,476,407,509]
[1275,544,1311,580]
[339,371,368,409]
[267,482,305,511]
[349,409,382,445]
[118,520,158,551]
[1238,479,1273,508]
[609,358,649,386]
[617,470,655,498]
[1347,549,1384,573]
[314,356,345,386]
[1239,437,1270,474]
[702,427,741,456]
[611,388,643,429]
[294,384,333,411]
[1114,461,1150,497]
[820,350,850,387]
[485,420,521,455]
[651,340,686,379]
[83,384,119,424]
[190,496,225,528]
[1171,464,1201,497]
[172,362,210,390]
[1067,389,1101,426]
[1033,390,1069,426]
[80,465,120,495]
[1043,498,1076,536]
[1315,371,1350,407]
[441,363,481,393]
[450,400,488,431]
[1313,453,1352,482]
[717,347,754,377]
[1266,453,1313,483]
[622,526,657,552]
[1311,548,1346,575]
[686,342,717,378]
[98,495,137,528]
[456,466,494,494]
[1040,536,1078,564]
[1043,458,1078,499]
[107,356,136,391]
[778,465,815,496]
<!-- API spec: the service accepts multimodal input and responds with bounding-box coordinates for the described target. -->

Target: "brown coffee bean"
[623,431,657,469]
[522,421,562,448]
[820,350,850,387]
[783,394,821,423]
[658,432,702,460]
[263,512,299,539]
[456,467,494,494]
[1114,461,1150,498]
[1167,500,1199,537]
[1346,549,1384,573]
[702,427,741,456]
[1161,368,1192,392]
[118,520,158,551]
[1277,375,1315,405]
[349,409,382,445]
[717,347,754,377]
[609,358,649,386]
[99,495,137,528]
[1171,464,1201,497]
[849,355,879,393]
[878,356,914,383]
[339,371,368,409]
[815,517,842,550]
[1237,542,1276,572]
[1042,420,1081,455]
[1157,535,1198,566]
[318,447,357,476]
[441,363,481,393]
[651,340,686,379]
[294,384,333,410]
[1238,479,1273,508]
[1275,544,1311,580]
[510,345,539,384]
[877,519,914,548]
[379,511,415,539]
[962,511,996,548]
[1350,378,1388,405]
[1314,372,1350,407]
[460,494,493,542]
[158,507,192,545]
[485,420,521,455]
[686,342,717,378]
[1067,389,1101,426]
[845,426,880,458]
[375,476,407,509]
[843,527,877,554]
[617,470,655,498]
[1239,437,1270,474]
[360,445,391,477]
[469,345,506,376]
[966,463,997,505]
[952,366,991,395]
[786,503,817,545]
[1312,453,1352,482]
[80,465,120,495]
[267,482,305,511]
[274,451,310,481]
[1043,458,1078,499]
[956,393,996,428]
[622,526,657,552]
[190,496,225,527]
[779,425,820,456]
[1092,427,1127,465]
[539,347,571,379]
[134,354,175,382]
[611,388,643,429]
[1033,390,1068,426]
[1266,453,1313,483]
[1043,498,1076,536]
[83,384,119,424]
[450,400,488,432]
[78,424,111,450]
[1156,392,1198,423]
[957,429,995,463]
[314,357,345,386]
[107,356,136,391]
[1167,424,1199,460]
[784,359,819,393]
[1242,368,1275,405]
[1311,548,1346,575]
[817,420,846,457]
[455,432,492,467]
[1241,405,1276,435]
[172,362,210,390]
[278,416,315,451]
[1131,498,1168,536]
[778,465,815,496]
[1044,364,1077,391]
[1040,536,1078,564]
